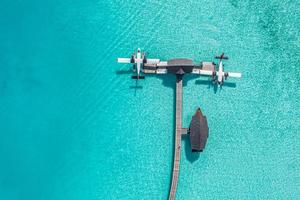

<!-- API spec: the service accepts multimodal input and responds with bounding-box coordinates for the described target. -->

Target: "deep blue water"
[0,0,299,199]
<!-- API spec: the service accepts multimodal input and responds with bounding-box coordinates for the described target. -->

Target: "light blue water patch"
[0,0,299,199]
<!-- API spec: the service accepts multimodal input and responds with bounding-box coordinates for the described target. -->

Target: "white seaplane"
[117,48,160,79]
[195,53,242,86]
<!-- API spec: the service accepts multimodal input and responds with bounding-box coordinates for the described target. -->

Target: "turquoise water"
[0,0,299,199]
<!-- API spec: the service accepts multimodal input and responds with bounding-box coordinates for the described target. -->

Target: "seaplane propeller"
[117,48,160,80]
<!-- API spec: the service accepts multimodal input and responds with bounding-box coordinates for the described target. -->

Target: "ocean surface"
[0,0,299,199]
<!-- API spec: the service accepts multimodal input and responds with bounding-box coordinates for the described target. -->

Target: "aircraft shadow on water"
[195,79,237,93]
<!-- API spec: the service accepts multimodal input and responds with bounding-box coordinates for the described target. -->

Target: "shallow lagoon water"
[0,0,299,199]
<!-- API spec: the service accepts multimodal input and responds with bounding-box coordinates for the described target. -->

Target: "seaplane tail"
[215,52,228,60]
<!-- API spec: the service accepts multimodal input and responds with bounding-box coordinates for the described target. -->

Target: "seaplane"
[117,48,160,80]
[197,53,242,86]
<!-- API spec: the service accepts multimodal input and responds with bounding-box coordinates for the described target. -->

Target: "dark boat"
[189,108,209,152]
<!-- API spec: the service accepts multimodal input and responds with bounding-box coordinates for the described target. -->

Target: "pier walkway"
[168,75,183,200]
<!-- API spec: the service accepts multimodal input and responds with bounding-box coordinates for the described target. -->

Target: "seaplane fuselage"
[217,61,224,85]
[135,48,142,76]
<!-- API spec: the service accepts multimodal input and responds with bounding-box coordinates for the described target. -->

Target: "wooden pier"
[143,59,210,199]
[117,53,236,200]
[168,75,183,200]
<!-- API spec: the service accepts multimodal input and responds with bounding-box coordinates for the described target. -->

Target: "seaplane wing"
[146,59,160,64]
[216,72,242,78]
[227,72,242,78]
[117,58,131,63]
[118,58,151,64]
[192,69,214,76]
